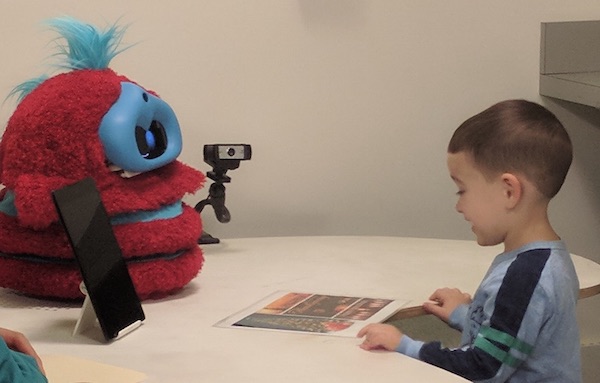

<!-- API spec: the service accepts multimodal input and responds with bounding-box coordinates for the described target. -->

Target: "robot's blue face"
[99,82,182,174]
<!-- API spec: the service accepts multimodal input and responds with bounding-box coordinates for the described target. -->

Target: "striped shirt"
[397,241,581,382]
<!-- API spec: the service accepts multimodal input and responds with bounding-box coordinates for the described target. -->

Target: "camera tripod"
[195,170,232,244]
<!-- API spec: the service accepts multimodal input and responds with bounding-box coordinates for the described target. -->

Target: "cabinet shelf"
[540,20,600,108]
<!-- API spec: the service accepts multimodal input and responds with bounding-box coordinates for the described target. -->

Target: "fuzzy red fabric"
[0,68,206,300]
[0,205,201,259]
[0,247,203,300]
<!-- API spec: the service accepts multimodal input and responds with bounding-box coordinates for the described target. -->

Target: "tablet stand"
[73,282,142,341]
[73,282,98,337]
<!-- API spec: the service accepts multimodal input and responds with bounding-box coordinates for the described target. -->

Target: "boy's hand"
[0,327,45,375]
[357,323,403,351]
[423,287,472,323]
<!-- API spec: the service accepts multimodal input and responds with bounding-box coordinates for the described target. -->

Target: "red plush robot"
[0,17,205,300]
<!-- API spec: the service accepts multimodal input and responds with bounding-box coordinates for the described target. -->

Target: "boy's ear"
[501,173,522,208]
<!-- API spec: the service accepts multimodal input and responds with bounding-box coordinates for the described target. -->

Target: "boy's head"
[448,99,572,199]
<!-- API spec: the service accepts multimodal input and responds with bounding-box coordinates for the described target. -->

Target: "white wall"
[2,0,600,291]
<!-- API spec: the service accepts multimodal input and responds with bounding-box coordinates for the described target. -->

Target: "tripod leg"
[198,231,220,245]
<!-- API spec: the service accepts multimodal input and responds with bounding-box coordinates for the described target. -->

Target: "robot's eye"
[135,121,167,159]
[99,82,182,173]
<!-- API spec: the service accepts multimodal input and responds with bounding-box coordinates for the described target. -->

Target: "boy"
[358,99,581,382]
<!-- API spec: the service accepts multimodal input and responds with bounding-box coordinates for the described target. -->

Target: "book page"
[42,354,146,383]
[216,291,410,337]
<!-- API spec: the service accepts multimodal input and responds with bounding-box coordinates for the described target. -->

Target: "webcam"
[195,144,252,244]
[203,144,252,178]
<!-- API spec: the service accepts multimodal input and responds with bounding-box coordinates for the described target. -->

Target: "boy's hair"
[448,99,572,199]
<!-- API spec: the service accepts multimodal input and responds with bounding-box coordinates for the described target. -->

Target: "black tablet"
[52,177,145,341]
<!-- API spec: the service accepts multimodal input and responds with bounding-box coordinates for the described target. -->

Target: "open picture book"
[216,291,410,337]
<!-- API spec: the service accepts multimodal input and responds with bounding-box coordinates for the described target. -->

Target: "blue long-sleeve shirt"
[397,241,581,382]
[0,338,47,383]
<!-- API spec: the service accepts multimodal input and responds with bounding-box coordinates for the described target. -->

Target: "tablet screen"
[52,177,145,341]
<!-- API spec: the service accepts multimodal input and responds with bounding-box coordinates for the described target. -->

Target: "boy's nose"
[455,201,462,213]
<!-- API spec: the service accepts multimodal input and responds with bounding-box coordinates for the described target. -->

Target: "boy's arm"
[393,300,468,361]
[417,288,549,382]
[410,251,556,382]
[395,334,424,358]
[423,287,472,325]
[366,291,545,382]
[447,304,469,331]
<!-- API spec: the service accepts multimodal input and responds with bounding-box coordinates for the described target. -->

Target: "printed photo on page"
[215,291,410,337]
